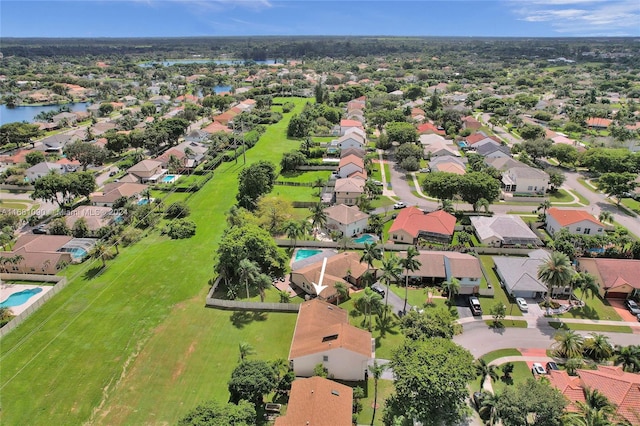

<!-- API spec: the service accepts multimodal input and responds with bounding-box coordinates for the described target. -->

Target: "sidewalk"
[376,149,396,198]
[457,315,640,327]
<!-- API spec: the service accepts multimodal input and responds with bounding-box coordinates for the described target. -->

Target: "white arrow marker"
[312,257,328,296]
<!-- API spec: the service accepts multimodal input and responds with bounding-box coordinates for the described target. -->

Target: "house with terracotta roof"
[290,252,372,300]
[586,117,613,130]
[201,121,233,134]
[389,207,456,244]
[462,116,482,130]
[274,376,353,426]
[337,154,365,179]
[417,122,446,136]
[577,257,640,299]
[465,133,501,146]
[1,235,73,274]
[91,182,149,207]
[339,119,364,135]
[324,204,369,237]
[546,208,605,236]
[400,250,483,293]
[287,299,374,381]
[334,178,365,206]
[547,366,640,424]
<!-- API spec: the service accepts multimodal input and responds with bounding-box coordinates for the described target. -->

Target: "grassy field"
[357,378,395,426]
[621,197,640,214]
[271,184,320,204]
[480,348,522,364]
[0,98,309,426]
[277,170,332,184]
[548,322,632,333]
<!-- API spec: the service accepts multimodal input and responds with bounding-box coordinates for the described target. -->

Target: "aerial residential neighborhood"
[1,2,640,426]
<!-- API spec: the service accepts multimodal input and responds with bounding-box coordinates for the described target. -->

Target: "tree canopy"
[236,161,277,210]
[228,360,277,405]
[177,399,256,426]
[386,121,417,144]
[497,378,567,426]
[31,171,96,207]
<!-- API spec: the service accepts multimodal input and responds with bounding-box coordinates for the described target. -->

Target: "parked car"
[371,284,385,298]
[469,296,483,316]
[372,180,383,186]
[636,313,640,322]
[546,361,559,371]
[516,298,528,312]
[419,168,430,173]
[625,300,640,315]
[32,226,47,234]
[531,363,547,375]
[393,202,406,209]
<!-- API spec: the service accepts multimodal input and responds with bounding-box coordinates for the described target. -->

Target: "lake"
[0,102,89,126]
[139,59,277,67]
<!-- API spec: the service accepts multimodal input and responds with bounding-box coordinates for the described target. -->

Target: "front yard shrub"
[167,219,196,239]
[120,228,143,246]
[165,201,190,219]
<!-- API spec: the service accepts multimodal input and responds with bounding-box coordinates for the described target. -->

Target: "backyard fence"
[296,166,338,171]
[274,181,314,187]
[0,274,68,338]
[205,276,299,313]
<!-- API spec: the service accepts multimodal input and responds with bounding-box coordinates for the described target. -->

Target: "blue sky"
[1,0,639,38]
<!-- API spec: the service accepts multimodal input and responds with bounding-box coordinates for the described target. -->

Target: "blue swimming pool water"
[69,248,88,259]
[0,288,43,308]
[354,234,376,244]
[162,175,177,183]
[138,198,149,205]
[294,249,322,262]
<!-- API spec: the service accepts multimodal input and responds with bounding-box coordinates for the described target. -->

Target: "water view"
[0,102,89,126]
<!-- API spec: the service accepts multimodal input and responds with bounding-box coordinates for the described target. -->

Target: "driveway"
[608,299,640,322]
[376,282,411,315]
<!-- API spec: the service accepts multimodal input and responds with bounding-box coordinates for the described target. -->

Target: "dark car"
[546,361,559,371]
[32,226,47,234]
[626,300,640,315]
[371,284,385,298]
[469,296,483,316]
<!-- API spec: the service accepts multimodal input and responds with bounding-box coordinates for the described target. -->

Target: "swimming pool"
[69,248,88,260]
[294,249,322,262]
[138,198,149,205]
[0,288,43,308]
[162,174,180,183]
[353,234,377,244]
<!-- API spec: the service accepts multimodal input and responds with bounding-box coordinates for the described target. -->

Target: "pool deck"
[290,248,338,271]
[0,283,54,315]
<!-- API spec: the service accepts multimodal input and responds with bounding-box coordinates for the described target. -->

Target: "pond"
[0,102,89,126]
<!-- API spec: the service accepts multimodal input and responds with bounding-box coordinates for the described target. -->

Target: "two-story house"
[546,208,605,236]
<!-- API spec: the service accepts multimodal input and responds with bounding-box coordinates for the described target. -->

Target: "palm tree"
[255,273,271,303]
[475,359,500,390]
[141,187,151,202]
[238,342,255,362]
[11,254,25,273]
[368,214,384,239]
[442,277,460,303]
[89,243,112,268]
[598,211,613,224]
[308,202,327,235]
[538,251,574,313]
[237,258,260,300]
[284,220,303,249]
[564,358,584,376]
[109,235,120,255]
[360,242,383,276]
[573,271,599,303]
[552,330,584,359]
[380,254,402,318]
[612,345,640,373]
[440,199,455,214]
[474,197,490,213]
[354,287,383,332]
[368,360,387,426]
[356,195,372,213]
[584,333,613,363]
[334,282,349,305]
[563,388,617,426]
[312,178,326,196]
[400,246,422,313]
[538,200,552,215]
[479,391,501,426]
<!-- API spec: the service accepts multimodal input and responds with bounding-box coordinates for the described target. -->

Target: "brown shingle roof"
[289,299,372,359]
[274,377,353,426]
[324,204,369,225]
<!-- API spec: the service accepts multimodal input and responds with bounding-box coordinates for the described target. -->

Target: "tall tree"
[238,342,256,362]
[238,258,260,300]
[442,277,460,303]
[354,287,383,332]
[476,359,500,390]
[177,400,255,426]
[597,172,638,205]
[583,333,612,363]
[360,242,383,276]
[236,161,277,210]
[380,254,402,318]
[383,338,476,426]
[399,246,422,313]
[308,202,327,235]
[612,345,640,373]
[537,251,574,313]
[334,282,349,305]
[368,360,387,426]
[552,330,584,359]
[64,140,108,171]
[228,360,277,406]
[573,271,599,303]
[496,378,566,426]
[562,388,617,426]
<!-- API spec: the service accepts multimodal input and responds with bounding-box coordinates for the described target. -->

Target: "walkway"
[376,149,396,198]
[456,314,640,328]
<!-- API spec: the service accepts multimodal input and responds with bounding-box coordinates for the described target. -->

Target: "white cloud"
[510,0,640,35]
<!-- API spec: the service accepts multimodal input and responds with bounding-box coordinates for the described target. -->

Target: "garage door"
[606,292,627,299]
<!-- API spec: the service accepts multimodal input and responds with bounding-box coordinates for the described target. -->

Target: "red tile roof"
[417,122,446,135]
[547,208,603,227]
[578,258,640,291]
[465,133,501,145]
[578,366,640,424]
[340,119,364,129]
[586,117,613,128]
[389,207,456,238]
[274,377,353,426]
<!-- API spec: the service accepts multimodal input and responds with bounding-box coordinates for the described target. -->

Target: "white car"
[393,202,406,209]
[531,363,547,375]
[516,298,528,312]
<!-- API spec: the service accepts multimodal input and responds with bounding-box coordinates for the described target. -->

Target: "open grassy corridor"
[0,98,308,425]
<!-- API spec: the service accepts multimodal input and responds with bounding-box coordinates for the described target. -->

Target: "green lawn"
[0,97,309,426]
[271,184,320,204]
[370,196,396,210]
[484,319,528,328]
[478,256,523,317]
[277,170,332,184]
[548,322,632,333]
[489,361,531,394]
[548,189,574,203]
[356,378,395,426]
[621,197,640,214]
[577,177,600,194]
[554,290,622,321]
[480,348,522,364]
[370,161,383,182]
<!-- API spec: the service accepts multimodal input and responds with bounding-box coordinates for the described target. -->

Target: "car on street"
[546,362,559,371]
[531,363,547,375]
[625,300,640,315]
[516,298,528,312]
[32,226,47,234]
[393,202,406,209]
[468,296,483,316]
[371,284,385,298]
